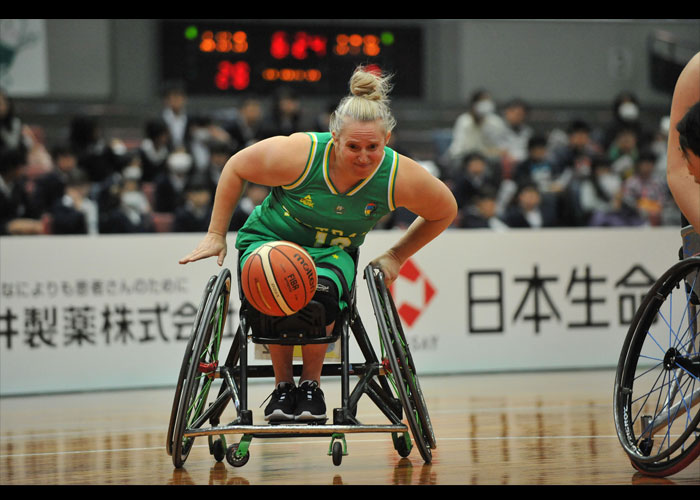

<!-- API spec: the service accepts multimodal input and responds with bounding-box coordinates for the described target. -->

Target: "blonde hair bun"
[329,66,397,134]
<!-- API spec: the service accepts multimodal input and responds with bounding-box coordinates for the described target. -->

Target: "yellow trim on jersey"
[322,138,337,194]
[282,132,317,190]
[387,150,399,210]
[347,151,385,196]
[323,140,388,197]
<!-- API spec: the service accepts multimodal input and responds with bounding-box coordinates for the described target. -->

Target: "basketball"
[240,241,317,316]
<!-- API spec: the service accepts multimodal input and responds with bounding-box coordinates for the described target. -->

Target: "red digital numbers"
[270,31,327,60]
[215,61,250,90]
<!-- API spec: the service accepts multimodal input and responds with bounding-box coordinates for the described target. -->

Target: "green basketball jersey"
[235,132,399,252]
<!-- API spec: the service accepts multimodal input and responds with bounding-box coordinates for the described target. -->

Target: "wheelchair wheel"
[366,265,436,464]
[614,257,700,477]
[169,269,231,468]
[166,275,216,457]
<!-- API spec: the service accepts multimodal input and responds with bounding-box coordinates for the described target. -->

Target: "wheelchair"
[166,249,436,468]
[613,225,700,477]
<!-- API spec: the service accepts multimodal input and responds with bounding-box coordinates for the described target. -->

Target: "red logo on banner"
[388,259,436,327]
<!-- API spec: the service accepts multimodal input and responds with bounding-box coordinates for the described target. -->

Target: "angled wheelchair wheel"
[614,257,700,477]
[365,265,436,464]
[166,274,216,457]
[168,269,231,468]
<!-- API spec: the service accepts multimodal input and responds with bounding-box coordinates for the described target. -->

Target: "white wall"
[0,227,681,395]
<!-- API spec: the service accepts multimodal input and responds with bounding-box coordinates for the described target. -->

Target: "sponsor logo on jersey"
[300,195,314,208]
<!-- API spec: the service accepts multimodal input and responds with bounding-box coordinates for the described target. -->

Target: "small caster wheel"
[226,443,250,467]
[332,440,343,466]
[211,438,226,462]
[392,432,412,458]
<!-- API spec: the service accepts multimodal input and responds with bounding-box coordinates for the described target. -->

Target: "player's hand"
[179,231,227,266]
[369,250,402,287]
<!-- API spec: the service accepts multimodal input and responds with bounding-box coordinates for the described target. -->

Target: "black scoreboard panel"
[159,20,423,98]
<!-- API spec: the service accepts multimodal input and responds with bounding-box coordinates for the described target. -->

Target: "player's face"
[333,120,391,178]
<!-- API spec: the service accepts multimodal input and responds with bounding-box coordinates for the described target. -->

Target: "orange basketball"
[240,241,317,316]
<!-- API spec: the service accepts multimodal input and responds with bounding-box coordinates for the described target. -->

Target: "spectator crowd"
[0,83,679,236]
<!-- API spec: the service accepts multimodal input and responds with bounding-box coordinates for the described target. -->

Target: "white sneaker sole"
[294,411,326,421]
[264,409,295,422]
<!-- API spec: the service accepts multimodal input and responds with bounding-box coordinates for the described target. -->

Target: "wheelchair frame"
[167,254,435,468]
[613,241,700,477]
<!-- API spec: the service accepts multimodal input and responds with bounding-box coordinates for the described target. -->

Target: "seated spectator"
[68,115,129,183]
[497,98,533,167]
[621,151,667,226]
[160,82,190,151]
[548,119,600,181]
[257,86,303,139]
[154,150,193,213]
[139,118,171,182]
[202,142,233,199]
[578,157,627,226]
[443,89,508,172]
[513,135,557,192]
[97,172,154,234]
[503,183,557,228]
[451,152,501,210]
[229,182,270,231]
[173,175,213,233]
[32,145,80,214]
[216,97,263,152]
[50,168,99,234]
[121,165,152,225]
[600,91,652,153]
[187,114,233,173]
[459,187,509,230]
[0,147,42,235]
[608,126,639,179]
[513,135,568,225]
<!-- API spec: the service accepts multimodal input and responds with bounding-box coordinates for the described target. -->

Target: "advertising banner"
[0,227,680,395]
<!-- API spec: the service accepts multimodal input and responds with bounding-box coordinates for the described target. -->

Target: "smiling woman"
[178,65,457,424]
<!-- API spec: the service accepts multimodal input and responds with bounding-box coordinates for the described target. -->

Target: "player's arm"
[179,133,310,265]
[667,52,700,230]
[371,155,458,284]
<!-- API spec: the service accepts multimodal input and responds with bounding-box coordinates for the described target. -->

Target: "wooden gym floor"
[1,369,698,486]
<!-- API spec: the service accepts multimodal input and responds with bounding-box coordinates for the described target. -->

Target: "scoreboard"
[159,20,423,97]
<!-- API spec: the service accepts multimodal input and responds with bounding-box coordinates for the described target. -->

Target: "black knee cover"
[314,277,340,326]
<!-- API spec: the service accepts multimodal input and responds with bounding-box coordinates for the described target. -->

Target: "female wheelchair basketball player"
[613,52,700,477]
[179,66,457,425]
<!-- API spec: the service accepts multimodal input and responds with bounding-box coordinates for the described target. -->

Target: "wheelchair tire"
[166,275,216,457]
[613,257,700,477]
[366,266,436,464]
[169,269,231,468]
[332,441,343,466]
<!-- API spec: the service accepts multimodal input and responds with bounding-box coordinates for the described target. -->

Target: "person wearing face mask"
[119,165,152,229]
[444,89,508,173]
[154,150,193,213]
[578,156,632,227]
[601,92,651,153]
[97,169,154,234]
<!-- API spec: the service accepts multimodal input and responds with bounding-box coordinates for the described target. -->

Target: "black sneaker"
[263,382,296,422]
[294,380,326,421]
